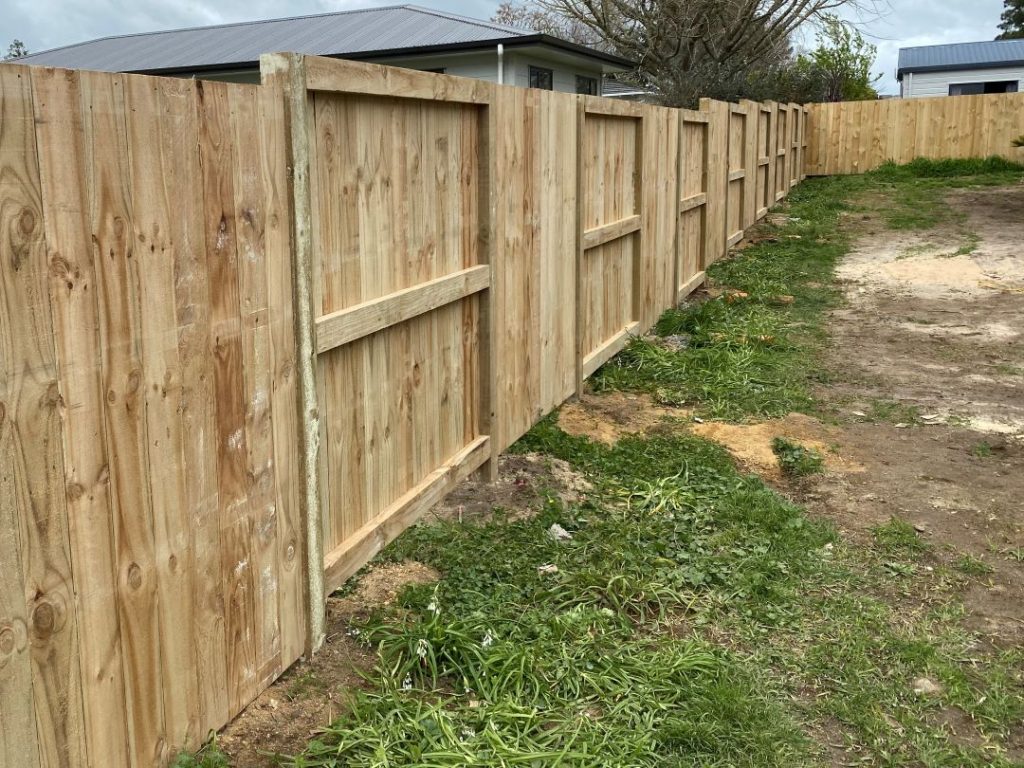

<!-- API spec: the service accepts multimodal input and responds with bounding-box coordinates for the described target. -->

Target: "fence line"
[805,92,1024,175]
[0,55,808,767]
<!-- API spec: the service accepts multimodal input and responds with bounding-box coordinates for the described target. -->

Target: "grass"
[771,437,824,477]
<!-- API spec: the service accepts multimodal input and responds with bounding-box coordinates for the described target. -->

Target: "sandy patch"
[426,453,591,523]
[690,413,865,480]
[558,391,687,445]
[839,188,1024,300]
[349,561,440,606]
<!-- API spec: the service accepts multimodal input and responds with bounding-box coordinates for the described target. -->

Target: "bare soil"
[557,391,687,445]
[803,185,1024,648]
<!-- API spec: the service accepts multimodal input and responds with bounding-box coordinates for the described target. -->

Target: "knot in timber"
[127,562,144,590]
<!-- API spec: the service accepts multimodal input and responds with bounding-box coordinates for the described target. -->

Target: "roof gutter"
[896,58,1024,80]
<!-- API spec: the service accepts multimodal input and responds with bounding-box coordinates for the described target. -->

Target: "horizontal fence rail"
[0,55,808,767]
[805,92,1024,175]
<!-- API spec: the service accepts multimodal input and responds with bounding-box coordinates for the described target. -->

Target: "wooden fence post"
[260,52,326,655]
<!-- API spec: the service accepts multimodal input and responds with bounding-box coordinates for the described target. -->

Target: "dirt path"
[806,186,1024,648]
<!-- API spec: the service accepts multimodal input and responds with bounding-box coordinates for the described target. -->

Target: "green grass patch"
[772,437,824,477]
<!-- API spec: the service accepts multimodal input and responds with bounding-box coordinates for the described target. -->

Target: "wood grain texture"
[2,55,813,766]
[805,93,1024,174]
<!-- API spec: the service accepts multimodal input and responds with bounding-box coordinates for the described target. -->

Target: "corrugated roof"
[17,5,540,73]
[897,39,1024,78]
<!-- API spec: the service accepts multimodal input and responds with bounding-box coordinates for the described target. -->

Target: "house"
[897,39,1024,98]
[601,77,653,101]
[16,4,633,96]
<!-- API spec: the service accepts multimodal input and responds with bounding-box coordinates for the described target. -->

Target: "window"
[948,80,1019,96]
[575,75,598,95]
[529,66,553,90]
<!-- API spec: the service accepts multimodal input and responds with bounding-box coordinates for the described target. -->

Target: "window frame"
[575,75,598,95]
[529,65,554,91]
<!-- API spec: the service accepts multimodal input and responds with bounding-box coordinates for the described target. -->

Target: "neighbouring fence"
[805,91,1024,175]
[0,55,808,767]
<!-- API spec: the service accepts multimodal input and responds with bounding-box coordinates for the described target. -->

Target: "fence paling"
[0,55,808,768]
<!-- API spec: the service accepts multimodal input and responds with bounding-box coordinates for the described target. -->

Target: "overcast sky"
[5,0,1008,95]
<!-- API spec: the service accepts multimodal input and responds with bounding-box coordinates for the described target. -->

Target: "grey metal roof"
[16,4,629,74]
[897,39,1024,79]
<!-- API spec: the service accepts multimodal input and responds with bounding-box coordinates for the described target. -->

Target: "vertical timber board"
[121,73,202,758]
[81,69,169,766]
[226,83,285,693]
[254,74,306,669]
[196,79,259,718]
[261,53,325,655]
[30,64,133,768]
[0,63,83,768]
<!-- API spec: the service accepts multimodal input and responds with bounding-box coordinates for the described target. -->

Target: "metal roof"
[17,4,632,74]
[896,39,1024,79]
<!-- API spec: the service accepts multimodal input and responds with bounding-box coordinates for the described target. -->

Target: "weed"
[953,554,995,576]
[171,739,230,768]
[772,437,824,476]
[970,441,994,458]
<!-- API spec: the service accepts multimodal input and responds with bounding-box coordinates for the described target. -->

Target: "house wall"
[191,50,606,95]
[901,66,1024,97]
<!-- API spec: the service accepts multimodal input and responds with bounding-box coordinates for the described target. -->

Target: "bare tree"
[492,1,607,47]
[538,0,877,105]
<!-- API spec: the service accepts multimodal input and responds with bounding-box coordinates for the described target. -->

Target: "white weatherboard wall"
[901,67,1024,98]
[181,50,607,94]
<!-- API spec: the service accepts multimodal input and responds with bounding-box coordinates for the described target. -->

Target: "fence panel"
[287,59,495,598]
[677,110,709,298]
[577,99,644,380]
[1,63,304,768]
[700,99,730,265]
[806,92,1024,174]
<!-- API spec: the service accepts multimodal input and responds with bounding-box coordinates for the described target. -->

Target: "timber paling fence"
[805,91,1024,174]
[0,54,809,766]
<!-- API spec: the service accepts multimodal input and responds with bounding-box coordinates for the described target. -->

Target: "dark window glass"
[949,80,1018,96]
[575,75,598,95]
[529,66,553,90]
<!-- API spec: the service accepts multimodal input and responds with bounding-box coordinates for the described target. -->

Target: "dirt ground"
[810,186,1024,646]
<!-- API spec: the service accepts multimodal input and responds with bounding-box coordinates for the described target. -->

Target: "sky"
[3,0,1009,95]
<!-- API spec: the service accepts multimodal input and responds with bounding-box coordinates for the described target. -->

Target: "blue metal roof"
[897,39,1024,79]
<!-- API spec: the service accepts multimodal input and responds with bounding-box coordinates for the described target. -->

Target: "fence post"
[573,97,585,398]
[260,52,326,655]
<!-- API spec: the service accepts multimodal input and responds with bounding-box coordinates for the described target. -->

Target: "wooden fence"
[805,92,1024,175]
[0,55,807,767]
